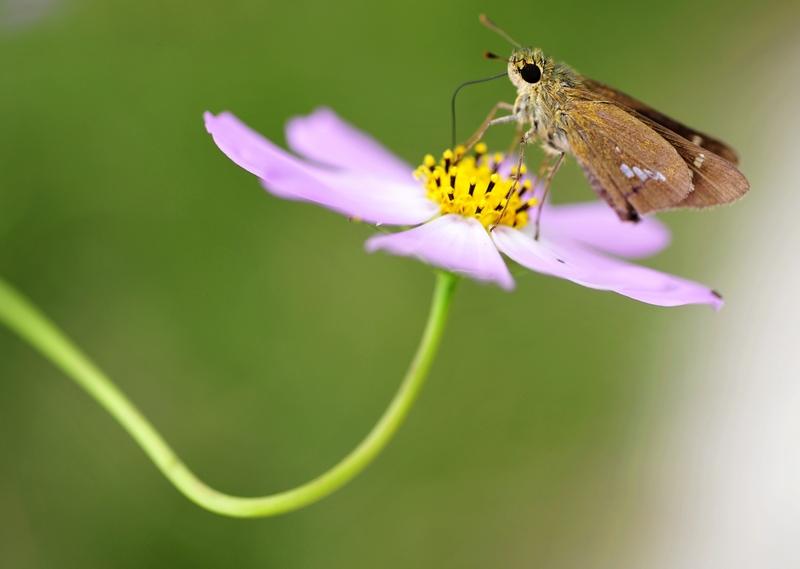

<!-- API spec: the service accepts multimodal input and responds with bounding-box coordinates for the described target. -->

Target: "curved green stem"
[0,271,460,517]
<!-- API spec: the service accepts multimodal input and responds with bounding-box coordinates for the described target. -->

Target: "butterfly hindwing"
[635,115,750,209]
[581,78,740,166]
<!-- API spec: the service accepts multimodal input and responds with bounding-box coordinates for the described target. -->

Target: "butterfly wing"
[582,78,740,166]
[562,99,694,221]
[634,114,750,208]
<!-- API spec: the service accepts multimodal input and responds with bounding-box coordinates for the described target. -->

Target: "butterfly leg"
[533,152,565,240]
[492,131,530,228]
[505,122,525,164]
[462,101,517,152]
[534,153,555,184]
[518,152,556,228]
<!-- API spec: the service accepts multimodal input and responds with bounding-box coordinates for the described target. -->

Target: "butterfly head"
[508,48,552,93]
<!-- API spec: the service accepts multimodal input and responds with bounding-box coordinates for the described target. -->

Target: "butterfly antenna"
[484,51,509,62]
[479,14,521,48]
[451,72,508,149]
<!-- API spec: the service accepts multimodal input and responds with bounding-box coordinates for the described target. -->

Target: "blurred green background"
[1,0,797,567]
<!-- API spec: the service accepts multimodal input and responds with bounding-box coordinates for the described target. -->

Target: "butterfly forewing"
[581,78,740,166]
[564,100,693,220]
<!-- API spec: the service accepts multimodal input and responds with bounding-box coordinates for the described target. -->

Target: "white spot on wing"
[632,166,647,181]
[620,163,634,179]
[621,164,666,183]
[694,153,705,169]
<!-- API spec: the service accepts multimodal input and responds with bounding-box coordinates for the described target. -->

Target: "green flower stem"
[0,271,460,517]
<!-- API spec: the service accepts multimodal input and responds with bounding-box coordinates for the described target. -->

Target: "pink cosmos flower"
[204,107,722,309]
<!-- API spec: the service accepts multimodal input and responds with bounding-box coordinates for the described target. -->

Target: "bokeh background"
[2,0,800,567]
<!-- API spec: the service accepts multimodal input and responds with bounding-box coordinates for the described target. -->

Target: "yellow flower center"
[414,143,538,230]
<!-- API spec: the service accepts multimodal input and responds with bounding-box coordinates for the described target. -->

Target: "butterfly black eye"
[520,63,541,84]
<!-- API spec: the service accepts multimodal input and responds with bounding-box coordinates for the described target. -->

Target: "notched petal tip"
[710,290,724,311]
[203,110,438,226]
[204,110,238,135]
[494,225,723,308]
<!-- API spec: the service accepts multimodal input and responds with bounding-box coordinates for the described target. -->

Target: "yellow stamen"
[414,148,535,230]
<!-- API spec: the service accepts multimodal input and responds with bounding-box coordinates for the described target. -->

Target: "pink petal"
[492,226,722,308]
[529,201,671,259]
[365,215,515,290]
[204,111,438,225]
[285,107,413,183]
